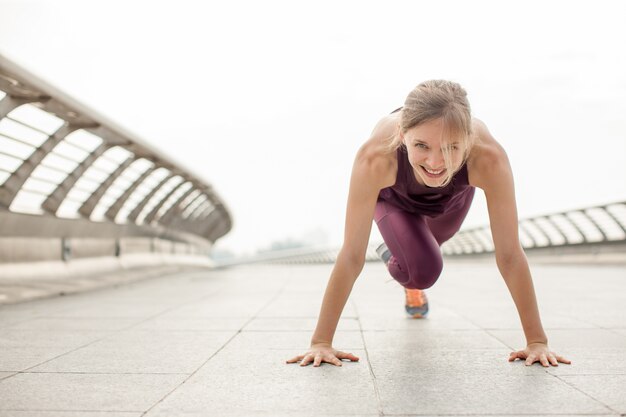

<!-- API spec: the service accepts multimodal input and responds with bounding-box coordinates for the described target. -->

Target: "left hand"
[508,342,572,367]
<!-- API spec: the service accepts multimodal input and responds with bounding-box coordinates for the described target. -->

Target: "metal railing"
[441,201,626,256]
[221,201,626,265]
[0,53,232,264]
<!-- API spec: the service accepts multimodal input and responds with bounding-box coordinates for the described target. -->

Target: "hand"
[285,343,360,367]
[508,342,572,367]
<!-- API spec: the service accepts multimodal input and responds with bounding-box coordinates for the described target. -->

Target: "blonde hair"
[386,80,474,187]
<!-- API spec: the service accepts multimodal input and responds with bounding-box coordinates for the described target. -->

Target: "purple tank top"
[377,107,474,217]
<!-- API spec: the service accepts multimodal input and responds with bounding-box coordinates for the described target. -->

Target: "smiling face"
[400,117,466,188]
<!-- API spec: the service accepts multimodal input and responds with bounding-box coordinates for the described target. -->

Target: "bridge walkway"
[0,260,625,416]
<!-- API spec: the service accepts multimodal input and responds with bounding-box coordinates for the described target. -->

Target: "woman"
[286,80,571,368]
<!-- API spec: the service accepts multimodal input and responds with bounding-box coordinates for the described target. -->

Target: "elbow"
[495,247,527,273]
[337,249,366,274]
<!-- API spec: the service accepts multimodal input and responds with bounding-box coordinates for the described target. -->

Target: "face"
[401,117,465,188]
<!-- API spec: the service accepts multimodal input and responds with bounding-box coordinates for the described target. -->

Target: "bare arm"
[310,143,392,346]
[479,144,548,345]
[286,118,396,367]
[473,120,571,367]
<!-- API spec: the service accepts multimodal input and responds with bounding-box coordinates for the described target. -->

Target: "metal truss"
[441,202,626,256]
[0,53,231,249]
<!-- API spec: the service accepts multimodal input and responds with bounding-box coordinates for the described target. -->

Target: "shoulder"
[353,113,400,189]
[467,118,512,190]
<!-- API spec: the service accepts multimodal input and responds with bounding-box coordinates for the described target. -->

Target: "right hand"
[285,343,360,367]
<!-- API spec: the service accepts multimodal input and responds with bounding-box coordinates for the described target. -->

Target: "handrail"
[220,200,626,265]
[0,53,232,262]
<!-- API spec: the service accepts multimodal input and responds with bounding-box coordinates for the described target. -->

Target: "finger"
[525,355,536,366]
[285,355,304,364]
[330,357,343,367]
[300,354,313,366]
[336,351,360,361]
[556,355,572,364]
[547,353,559,366]
[508,351,524,362]
[539,354,550,367]
[313,354,323,367]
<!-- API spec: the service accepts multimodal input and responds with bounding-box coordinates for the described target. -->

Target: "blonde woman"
[286,80,571,368]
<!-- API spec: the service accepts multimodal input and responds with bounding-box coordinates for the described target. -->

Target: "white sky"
[1,0,625,256]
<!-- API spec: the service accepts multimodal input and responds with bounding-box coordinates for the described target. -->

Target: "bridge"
[1,54,625,417]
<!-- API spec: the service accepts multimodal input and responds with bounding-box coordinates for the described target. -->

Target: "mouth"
[420,166,446,179]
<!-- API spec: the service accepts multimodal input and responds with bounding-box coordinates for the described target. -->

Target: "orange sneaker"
[405,288,429,318]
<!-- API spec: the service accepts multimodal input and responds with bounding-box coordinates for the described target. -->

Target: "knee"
[404,252,443,290]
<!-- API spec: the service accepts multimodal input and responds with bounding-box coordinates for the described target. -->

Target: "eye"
[414,143,428,149]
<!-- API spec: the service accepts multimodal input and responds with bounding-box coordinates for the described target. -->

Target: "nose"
[425,151,444,169]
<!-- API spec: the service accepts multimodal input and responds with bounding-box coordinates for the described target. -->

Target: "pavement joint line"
[0,266,203,319]
[0,372,18,382]
[0,265,201,306]
[0,408,145,413]
[604,328,626,338]
[481,328,518,351]
[384,413,621,416]
[17,333,129,374]
[351,297,384,417]
[14,371,191,375]
[139,282,290,416]
[552,373,623,415]
[13,277,233,374]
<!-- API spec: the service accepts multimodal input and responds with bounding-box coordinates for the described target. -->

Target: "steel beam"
[104,166,156,222]
[78,155,135,219]
[0,123,80,208]
[127,173,176,223]
[41,142,109,215]
[0,95,40,119]
[143,181,190,225]
[157,186,197,226]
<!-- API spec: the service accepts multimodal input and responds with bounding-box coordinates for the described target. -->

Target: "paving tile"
[542,348,626,375]
[362,329,509,350]
[130,316,249,331]
[357,308,480,330]
[45,302,178,318]
[455,309,599,330]
[243,317,360,331]
[226,330,364,350]
[1,262,624,416]
[3,317,142,331]
[0,329,108,348]
[560,374,626,413]
[163,296,271,318]
[0,346,80,372]
[257,294,358,318]
[580,309,626,328]
[148,348,377,415]
[0,372,186,412]
[147,412,380,417]
[488,328,626,350]
[0,330,109,371]
[0,303,73,329]
[0,372,16,381]
[367,348,553,378]
[0,412,142,416]
[29,330,235,374]
[376,373,609,415]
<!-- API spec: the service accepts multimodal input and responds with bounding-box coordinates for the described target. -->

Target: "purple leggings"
[374,188,475,290]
